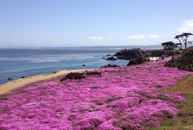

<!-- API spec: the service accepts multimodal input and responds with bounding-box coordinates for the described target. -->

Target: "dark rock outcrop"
[101,64,120,68]
[127,58,144,66]
[7,77,13,81]
[114,48,148,66]
[60,72,85,81]
[164,47,193,71]
[60,71,102,81]
[106,56,117,61]
[114,48,149,60]
[86,71,102,76]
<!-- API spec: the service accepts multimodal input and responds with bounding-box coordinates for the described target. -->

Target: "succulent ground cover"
[0,58,193,130]
[149,75,193,130]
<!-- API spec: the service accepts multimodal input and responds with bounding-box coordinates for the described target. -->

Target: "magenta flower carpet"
[0,58,192,130]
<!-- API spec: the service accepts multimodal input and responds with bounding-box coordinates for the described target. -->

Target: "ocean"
[0,48,129,85]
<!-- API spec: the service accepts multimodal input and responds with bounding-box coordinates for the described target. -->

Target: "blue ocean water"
[0,48,129,85]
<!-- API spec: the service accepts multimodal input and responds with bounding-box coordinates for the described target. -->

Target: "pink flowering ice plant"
[0,58,192,130]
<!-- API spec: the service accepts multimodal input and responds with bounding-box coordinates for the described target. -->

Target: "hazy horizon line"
[0,44,162,49]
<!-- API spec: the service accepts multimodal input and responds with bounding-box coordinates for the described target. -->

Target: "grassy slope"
[150,75,193,130]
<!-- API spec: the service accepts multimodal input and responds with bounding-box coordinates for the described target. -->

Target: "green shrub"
[164,61,173,67]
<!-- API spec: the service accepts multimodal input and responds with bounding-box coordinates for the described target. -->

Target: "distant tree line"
[161,32,193,50]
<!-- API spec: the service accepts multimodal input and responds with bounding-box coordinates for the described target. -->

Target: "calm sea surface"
[0,48,129,85]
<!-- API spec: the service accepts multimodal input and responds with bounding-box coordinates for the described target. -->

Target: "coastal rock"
[114,48,149,60]
[106,56,117,61]
[127,59,136,66]
[127,58,145,66]
[101,64,120,68]
[53,71,58,74]
[60,72,85,81]
[7,77,13,81]
[86,71,102,76]
[114,48,147,65]
[60,71,102,81]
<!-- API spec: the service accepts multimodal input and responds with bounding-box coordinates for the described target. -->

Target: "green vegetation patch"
[164,47,193,71]
[149,75,193,130]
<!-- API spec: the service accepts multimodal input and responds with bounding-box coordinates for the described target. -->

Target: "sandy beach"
[0,69,88,95]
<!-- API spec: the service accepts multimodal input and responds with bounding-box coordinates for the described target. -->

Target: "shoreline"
[0,69,90,95]
[0,57,164,95]
[0,56,168,95]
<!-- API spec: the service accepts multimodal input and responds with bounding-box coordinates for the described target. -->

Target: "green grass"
[149,75,193,130]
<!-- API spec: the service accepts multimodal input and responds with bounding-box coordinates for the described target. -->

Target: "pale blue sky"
[0,0,193,48]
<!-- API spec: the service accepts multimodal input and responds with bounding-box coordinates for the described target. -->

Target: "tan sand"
[0,69,88,95]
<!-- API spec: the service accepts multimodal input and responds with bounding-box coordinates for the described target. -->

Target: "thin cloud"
[178,19,193,32]
[129,34,145,39]
[88,36,112,40]
[127,34,161,39]
[147,34,161,39]
[88,36,104,40]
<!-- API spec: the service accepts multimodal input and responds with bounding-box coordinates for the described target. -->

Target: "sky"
[0,0,193,48]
